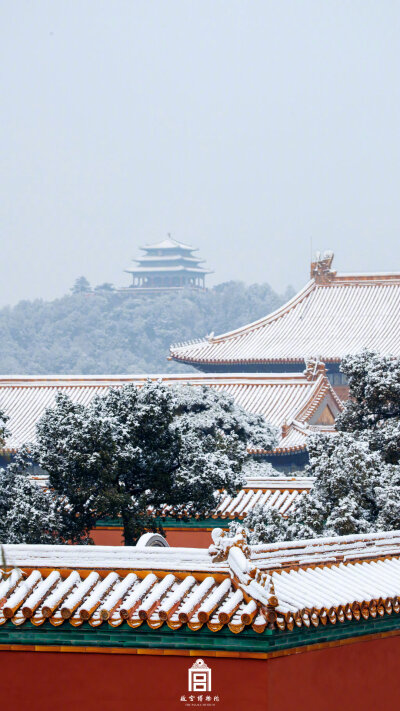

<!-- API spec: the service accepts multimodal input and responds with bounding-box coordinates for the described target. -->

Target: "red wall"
[3,633,400,711]
[92,527,213,548]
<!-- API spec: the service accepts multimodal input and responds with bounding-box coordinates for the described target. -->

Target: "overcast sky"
[1,1,399,306]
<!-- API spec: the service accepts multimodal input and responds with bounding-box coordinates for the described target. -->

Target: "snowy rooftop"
[0,371,341,455]
[213,476,314,519]
[170,254,400,365]
[2,529,400,635]
[142,237,196,251]
[125,265,210,274]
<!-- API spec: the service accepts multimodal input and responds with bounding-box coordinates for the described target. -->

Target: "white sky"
[1,1,399,305]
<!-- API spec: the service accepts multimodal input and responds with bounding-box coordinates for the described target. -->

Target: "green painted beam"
[1,613,400,654]
[96,517,231,530]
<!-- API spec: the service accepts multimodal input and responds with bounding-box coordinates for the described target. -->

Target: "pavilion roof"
[142,237,196,251]
[170,253,400,366]
[2,529,400,637]
[131,254,205,264]
[125,265,211,274]
[0,369,342,455]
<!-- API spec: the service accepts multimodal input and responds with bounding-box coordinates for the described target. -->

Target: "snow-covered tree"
[34,381,278,545]
[338,350,400,464]
[238,351,400,545]
[0,407,9,449]
[71,276,91,294]
[235,432,382,543]
[0,449,65,544]
[230,505,288,544]
[241,459,282,479]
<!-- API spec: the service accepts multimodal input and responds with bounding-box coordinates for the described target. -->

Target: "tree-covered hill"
[0,281,293,374]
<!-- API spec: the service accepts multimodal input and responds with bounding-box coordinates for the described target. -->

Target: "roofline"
[142,240,197,252]
[170,268,400,361]
[0,371,333,385]
[170,355,342,365]
[0,371,340,455]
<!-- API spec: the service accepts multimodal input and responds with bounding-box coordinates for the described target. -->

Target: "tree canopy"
[33,381,278,545]
[0,280,293,374]
[236,351,400,544]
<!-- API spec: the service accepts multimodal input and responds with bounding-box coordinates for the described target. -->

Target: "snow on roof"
[32,473,315,519]
[0,371,342,455]
[170,256,400,365]
[130,254,205,264]
[213,476,314,519]
[125,265,210,274]
[2,529,400,636]
[142,237,196,251]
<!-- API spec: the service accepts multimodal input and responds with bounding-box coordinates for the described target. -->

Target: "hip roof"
[170,258,400,365]
[0,371,341,455]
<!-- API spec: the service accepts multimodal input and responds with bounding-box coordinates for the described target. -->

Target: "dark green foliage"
[240,351,400,544]
[71,276,91,294]
[0,449,66,544]
[0,281,292,374]
[33,382,278,545]
[338,350,400,464]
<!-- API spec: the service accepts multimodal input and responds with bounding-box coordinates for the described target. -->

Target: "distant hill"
[0,281,294,374]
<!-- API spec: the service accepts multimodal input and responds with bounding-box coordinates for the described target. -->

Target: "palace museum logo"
[179,659,220,706]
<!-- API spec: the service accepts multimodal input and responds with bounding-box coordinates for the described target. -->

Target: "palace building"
[3,529,400,711]
[93,474,314,547]
[124,236,212,291]
[0,367,342,473]
[169,252,400,398]
[0,370,339,546]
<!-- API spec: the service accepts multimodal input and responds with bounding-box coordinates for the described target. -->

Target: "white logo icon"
[188,659,212,692]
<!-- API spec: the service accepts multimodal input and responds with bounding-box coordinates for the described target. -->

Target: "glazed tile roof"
[170,256,400,366]
[32,474,314,520]
[3,529,400,636]
[0,370,342,455]
[142,238,195,252]
[127,265,210,273]
[213,476,313,519]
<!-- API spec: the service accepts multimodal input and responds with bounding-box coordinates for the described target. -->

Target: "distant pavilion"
[125,236,212,291]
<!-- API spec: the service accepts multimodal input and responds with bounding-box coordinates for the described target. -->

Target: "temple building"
[169,252,400,398]
[3,530,400,710]
[125,236,211,291]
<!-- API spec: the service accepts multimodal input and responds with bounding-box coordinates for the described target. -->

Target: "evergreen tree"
[338,350,400,464]
[0,408,9,450]
[94,282,114,292]
[0,449,65,544]
[33,382,278,545]
[238,351,400,545]
[0,280,292,375]
[71,276,91,294]
[230,505,288,544]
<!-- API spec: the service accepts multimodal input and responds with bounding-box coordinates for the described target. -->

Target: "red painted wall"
[2,651,266,711]
[3,633,400,711]
[91,527,213,548]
